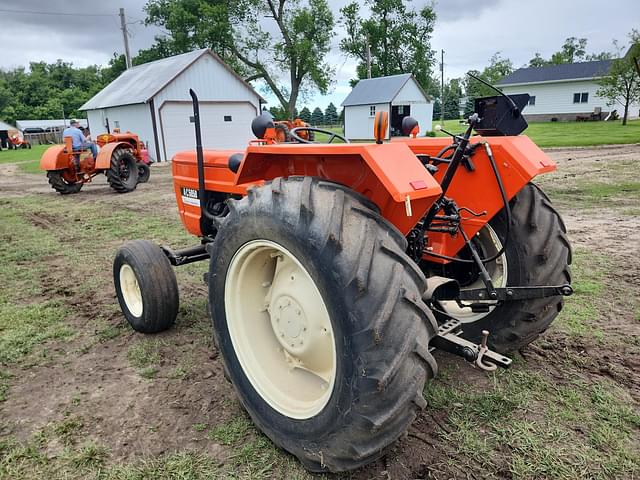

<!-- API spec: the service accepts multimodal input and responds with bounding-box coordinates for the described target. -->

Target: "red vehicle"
[113,88,572,472]
[40,130,151,194]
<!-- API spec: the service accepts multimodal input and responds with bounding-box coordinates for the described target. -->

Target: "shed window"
[369,105,376,116]
[573,92,589,104]
[114,120,120,128]
[224,115,232,122]
[528,96,536,106]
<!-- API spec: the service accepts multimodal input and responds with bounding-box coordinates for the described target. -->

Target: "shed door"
[160,101,256,161]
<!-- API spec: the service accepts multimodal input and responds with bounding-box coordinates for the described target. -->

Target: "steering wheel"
[290,127,349,144]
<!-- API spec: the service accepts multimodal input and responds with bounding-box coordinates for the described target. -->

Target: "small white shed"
[341,74,433,140]
[80,49,265,162]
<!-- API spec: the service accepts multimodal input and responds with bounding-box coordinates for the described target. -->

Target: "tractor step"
[430,319,512,370]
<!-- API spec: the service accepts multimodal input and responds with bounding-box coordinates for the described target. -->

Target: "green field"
[0,145,48,173]
[433,118,640,147]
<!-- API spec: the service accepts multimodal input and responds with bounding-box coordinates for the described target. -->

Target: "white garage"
[80,48,264,162]
[159,102,257,161]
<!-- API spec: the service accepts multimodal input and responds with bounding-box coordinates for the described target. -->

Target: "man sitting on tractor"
[62,120,97,168]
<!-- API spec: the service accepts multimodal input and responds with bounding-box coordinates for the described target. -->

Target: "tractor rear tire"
[137,163,151,183]
[450,183,572,353]
[208,177,438,472]
[107,148,139,193]
[47,170,83,195]
[113,240,179,333]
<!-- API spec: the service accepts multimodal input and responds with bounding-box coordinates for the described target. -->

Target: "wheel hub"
[224,240,337,419]
[272,295,307,344]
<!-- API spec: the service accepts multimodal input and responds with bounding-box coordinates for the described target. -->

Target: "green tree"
[324,102,338,125]
[311,106,324,125]
[269,105,287,120]
[144,0,335,118]
[299,106,311,123]
[597,30,640,125]
[528,53,547,68]
[339,0,437,92]
[432,98,441,121]
[463,52,514,116]
[528,37,613,67]
[443,78,462,120]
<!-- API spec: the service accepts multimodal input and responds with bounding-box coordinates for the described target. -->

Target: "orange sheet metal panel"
[395,135,556,261]
[173,143,442,237]
[95,142,132,169]
[172,149,248,237]
[39,145,68,171]
[236,142,442,234]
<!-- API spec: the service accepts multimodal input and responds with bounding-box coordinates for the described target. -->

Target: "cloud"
[1,0,638,110]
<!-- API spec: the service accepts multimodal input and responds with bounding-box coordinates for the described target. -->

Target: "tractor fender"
[95,142,133,170]
[40,145,69,171]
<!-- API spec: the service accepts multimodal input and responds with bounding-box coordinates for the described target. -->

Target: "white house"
[341,74,433,140]
[80,49,265,162]
[496,60,640,122]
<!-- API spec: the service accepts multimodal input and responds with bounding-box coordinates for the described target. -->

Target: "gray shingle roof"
[341,73,428,106]
[496,60,612,86]
[80,49,264,110]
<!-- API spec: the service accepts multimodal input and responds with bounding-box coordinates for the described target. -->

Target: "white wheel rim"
[439,225,508,323]
[225,240,337,419]
[119,264,143,317]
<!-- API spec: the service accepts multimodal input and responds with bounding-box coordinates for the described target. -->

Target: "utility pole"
[366,36,372,79]
[119,7,132,69]
[440,49,445,123]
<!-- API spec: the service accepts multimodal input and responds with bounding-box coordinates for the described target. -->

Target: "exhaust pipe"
[189,89,215,231]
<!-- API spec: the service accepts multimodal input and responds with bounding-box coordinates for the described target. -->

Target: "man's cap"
[70,119,79,125]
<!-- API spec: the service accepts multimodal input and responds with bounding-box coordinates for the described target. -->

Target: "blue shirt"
[62,126,86,149]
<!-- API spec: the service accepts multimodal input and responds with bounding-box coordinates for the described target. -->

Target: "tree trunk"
[623,99,629,126]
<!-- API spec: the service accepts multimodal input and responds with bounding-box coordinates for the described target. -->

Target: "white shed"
[80,49,265,162]
[341,74,433,140]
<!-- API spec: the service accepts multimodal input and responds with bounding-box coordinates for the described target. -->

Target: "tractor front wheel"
[46,170,83,195]
[137,163,151,183]
[113,240,179,333]
[208,177,438,472]
[107,148,139,193]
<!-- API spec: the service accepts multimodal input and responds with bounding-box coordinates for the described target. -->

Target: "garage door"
[160,101,257,161]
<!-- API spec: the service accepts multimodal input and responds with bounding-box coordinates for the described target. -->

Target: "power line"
[0,8,115,17]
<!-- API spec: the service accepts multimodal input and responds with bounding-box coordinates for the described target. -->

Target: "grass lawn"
[434,118,640,147]
[0,144,48,173]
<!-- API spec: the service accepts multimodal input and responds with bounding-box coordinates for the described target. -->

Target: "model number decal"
[181,187,200,206]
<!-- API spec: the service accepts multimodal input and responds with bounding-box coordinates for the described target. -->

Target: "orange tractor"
[273,118,315,142]
[40,130,151,194]
[113,88,572,472]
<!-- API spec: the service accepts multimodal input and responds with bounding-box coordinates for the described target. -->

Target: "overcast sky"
[1,0,638,110]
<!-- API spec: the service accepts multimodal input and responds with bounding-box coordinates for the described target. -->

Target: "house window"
[528,96,536,106]
[573,92,589,103]
[369,105,376,116]
[224,115,232,122]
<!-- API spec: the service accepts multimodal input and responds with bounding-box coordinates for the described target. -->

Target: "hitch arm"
[429,319,512,369]
[457,284,573,302]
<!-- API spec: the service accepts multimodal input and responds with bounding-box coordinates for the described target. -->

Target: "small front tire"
[114,240,179,333]
[137,163,151,183]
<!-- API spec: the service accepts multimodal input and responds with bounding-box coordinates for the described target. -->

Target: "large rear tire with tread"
[208,177,438,472]
[113,240,179,333]
[451,183,572,353]
[108,148,139,193]
[47,170,82,195]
